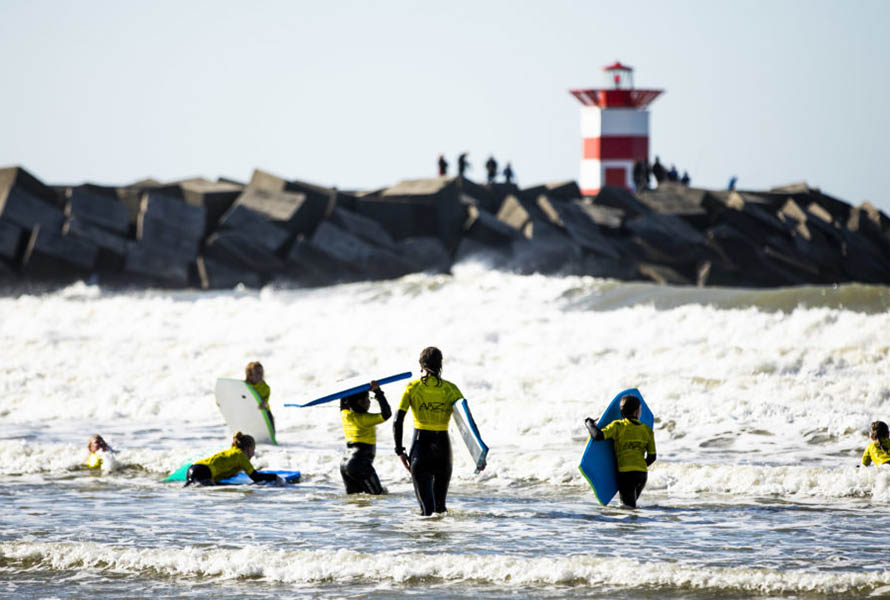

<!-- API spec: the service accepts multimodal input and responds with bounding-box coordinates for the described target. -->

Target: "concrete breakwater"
[0,165,888,289]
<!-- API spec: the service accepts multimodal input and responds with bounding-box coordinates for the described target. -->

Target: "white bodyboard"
[214,378,277,445]
[452,398,488,471]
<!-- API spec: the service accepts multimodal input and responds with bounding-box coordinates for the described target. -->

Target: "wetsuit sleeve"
[585,417,604,441]
[375,390,392,421]
[248,470,279,483]
[393,409,407,454]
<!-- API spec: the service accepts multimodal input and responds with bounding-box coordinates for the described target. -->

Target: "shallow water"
[2,266,890,598]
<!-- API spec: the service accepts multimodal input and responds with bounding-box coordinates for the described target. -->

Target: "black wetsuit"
[340,443,385,495]
[408,429,452,515]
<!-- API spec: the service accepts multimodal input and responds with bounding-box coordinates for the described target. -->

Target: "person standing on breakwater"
[485,155,498,184]
[458,153,470,177]
[394,347,478,515]
[503,162,514,185]
[339,380,392,494]
[438,154,448,176]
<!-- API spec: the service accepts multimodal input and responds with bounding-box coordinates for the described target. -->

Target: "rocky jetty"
[1,165,888,289]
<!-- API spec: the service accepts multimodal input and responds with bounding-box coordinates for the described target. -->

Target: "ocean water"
[2,263,890,599]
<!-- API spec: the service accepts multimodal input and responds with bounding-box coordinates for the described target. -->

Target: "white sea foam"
[3,540,889,595]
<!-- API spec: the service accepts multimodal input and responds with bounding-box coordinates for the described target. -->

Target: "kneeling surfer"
[340,380,391,494]
[184,431,281,486]
[585,394,656,508]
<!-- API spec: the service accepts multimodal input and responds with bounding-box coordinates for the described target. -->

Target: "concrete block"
[463,205,522,247]
[397,237,451,273]
[217,203,292,254]
[123,240,192,287]
[593,185,651,219]
[64,215,128,259]
[66,186,130,234]
[0,219,22,261]
[203,230,286,274]
[231,186,327,236]
[140,192,207,239]
[329,206,397,251]
[545,199,621,258]
[308,221,415,279]
[179,178,243,234]
[0,184,65,231]
[22,225,98,278]
[137,213,201,260]
[495,195,533,237]
[0,166,59,207]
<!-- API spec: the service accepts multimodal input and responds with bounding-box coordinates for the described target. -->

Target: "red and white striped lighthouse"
[570,61,663,196]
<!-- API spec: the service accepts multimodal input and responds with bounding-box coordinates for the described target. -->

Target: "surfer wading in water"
[339,380,392,494]
[585,395,656,508]
[394,346,483,515]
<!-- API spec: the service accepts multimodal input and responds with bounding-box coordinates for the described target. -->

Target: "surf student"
[585,395,656,508]
[85,434,113,469]
[394,346,479,515]
[861,421,890,466]
[184,431,281,486]
[246,361,274,434]
[339,380,392,494]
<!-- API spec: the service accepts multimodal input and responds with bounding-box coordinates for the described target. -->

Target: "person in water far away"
[585,394,656,508]
[861,421,890,466]
[85,434,116,470]
[184,431,282,486]
[339,380,392,494]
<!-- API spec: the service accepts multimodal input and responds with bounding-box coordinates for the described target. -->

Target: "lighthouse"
[569,62,663,196]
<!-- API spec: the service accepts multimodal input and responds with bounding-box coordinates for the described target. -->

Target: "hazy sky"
[2,1,888,212]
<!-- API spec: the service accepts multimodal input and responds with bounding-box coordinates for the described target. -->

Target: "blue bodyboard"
[284,371,412,408]
[578,388,654,506]
[164,460,301,485]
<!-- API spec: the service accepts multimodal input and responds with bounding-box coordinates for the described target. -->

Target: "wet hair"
[232,431,256,451]
[245,361,264,382]
[620,395,641,419]
[340,390,370,412]
[419,346,443,384]
[87,434,108,452]
[871,421,889,440]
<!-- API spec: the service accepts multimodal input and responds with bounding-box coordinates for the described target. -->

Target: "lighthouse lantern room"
[570,61,663,196]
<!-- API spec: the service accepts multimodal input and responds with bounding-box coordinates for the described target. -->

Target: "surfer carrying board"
[584,394,656,508]
[184,431,282,486]
[246,361,274,436]
[339,380,392,495]
[394,346,483,515]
